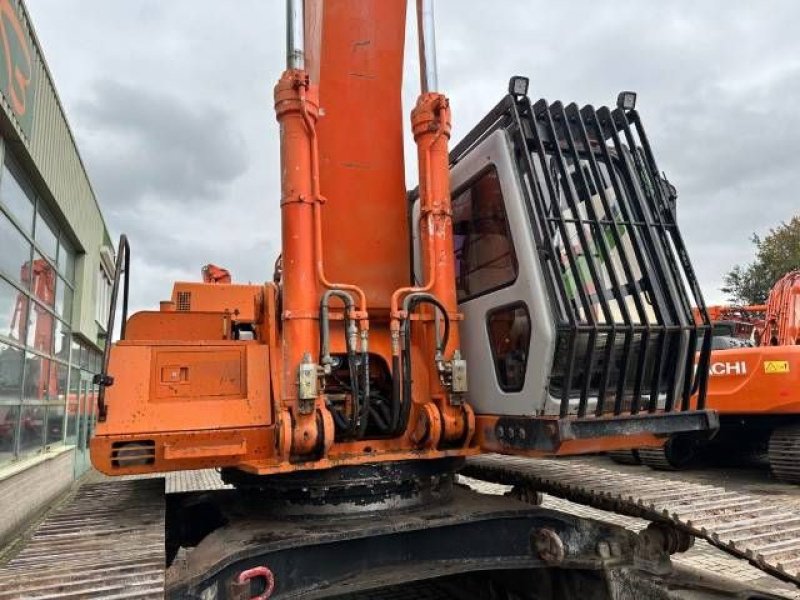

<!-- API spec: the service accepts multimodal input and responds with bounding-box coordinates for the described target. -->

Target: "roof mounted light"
[508,76,529,98]
[616,91,637,111]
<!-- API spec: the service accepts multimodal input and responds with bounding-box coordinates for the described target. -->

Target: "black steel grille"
[451,94,712,420]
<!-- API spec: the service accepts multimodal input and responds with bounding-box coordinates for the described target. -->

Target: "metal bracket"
[297,353,318,408]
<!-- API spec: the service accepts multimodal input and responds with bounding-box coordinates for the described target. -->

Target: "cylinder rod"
[416,0,438,93]
[287,0,305,70]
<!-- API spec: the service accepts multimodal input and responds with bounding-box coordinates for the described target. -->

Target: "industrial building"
[0,0,112,543]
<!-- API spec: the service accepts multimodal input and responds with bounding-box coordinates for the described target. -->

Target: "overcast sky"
[26,1,800,310]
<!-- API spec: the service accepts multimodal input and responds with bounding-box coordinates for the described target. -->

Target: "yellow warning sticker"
[764,360,790,374]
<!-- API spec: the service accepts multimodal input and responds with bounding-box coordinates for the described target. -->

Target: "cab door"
[415,129,556,417]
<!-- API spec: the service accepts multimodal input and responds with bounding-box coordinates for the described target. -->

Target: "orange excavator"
[69,1,790,598]
[201,263,232,285]
[757,269,800,346]
[616,269,800,480]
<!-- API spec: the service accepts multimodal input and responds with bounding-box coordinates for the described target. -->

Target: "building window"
[0,152,82,467]
[486,303,531,392]
[58,235,75,282]
[96,266,112,328]
[0,214,32,286]
[34,204,58,264]
[0,276,27,343]
[451,166,518,302]
[0,342,23,464]
[0,161,34,234]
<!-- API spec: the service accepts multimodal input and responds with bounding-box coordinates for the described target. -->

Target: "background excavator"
[695,304,766,348]
[4,2,796,599]
[612,268,800,481]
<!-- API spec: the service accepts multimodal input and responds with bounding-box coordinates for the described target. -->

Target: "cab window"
[452,167,517,301]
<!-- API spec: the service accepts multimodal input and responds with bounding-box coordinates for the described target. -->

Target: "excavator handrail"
[94,233,130,421]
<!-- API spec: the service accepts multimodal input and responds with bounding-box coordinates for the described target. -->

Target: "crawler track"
[463,454,800,588]
[0,478,165,599]
[769,425,800,484]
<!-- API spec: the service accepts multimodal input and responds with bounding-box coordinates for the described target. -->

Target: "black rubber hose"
[402,293,450,355]
[359,347,371,437]
[391,353,402,432]
[398,294,451,432]
[330,406,350,431]
[371,394,392,431]
[368,400,390,432]
[319,290,360,435]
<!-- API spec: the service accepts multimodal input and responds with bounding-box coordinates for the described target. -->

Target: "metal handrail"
[94,234,130,421]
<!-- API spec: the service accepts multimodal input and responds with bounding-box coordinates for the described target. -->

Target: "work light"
[508,76,529,98]
[616,91,637,111]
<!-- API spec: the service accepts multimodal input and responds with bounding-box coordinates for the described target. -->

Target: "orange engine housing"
[91,280,478,475]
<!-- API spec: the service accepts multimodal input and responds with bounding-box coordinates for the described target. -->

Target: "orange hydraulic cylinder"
[274,70,323,456]
[411,94,459,315]
[411,92,466,443]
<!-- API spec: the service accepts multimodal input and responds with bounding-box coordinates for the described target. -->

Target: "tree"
[721,216,800,304]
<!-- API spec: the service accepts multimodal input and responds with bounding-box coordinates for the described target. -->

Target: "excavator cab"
[413,83,717,455]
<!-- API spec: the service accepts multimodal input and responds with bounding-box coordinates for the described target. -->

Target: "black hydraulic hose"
[330,404,350,431]
[402,293,450,355]
[392,353,402,432]
[319,290,361,435]
[370,393,392,430]
[396,293,451,432]
[368,397,390,432]
[359,344,371,437]
[401,333,413,431]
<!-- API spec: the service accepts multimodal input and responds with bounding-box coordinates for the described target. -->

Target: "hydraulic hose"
[392,292,451,433]
[319,290,361,436]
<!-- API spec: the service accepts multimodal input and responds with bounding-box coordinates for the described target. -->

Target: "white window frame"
[95,246,115,330]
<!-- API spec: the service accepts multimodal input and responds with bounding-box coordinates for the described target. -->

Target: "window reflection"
[30,255,56,308]
[18,405,44,454]
[28,301,55,354]
[58,236,75,282]
[0,215,32,286]
[0,162,34,233]
[45,404,64,446]
[35,205,58,264]
[55,275,73,321]
[54,320,70,360]
[0,154,89,466]
[0,405,18,463]
[0,277,27,343]
[0,342,23,402]
[23,353,50,402]
[452,167,517,301]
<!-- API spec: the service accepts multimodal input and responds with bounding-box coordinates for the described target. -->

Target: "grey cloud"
[25,0,800,309]
[75,79,249,208]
